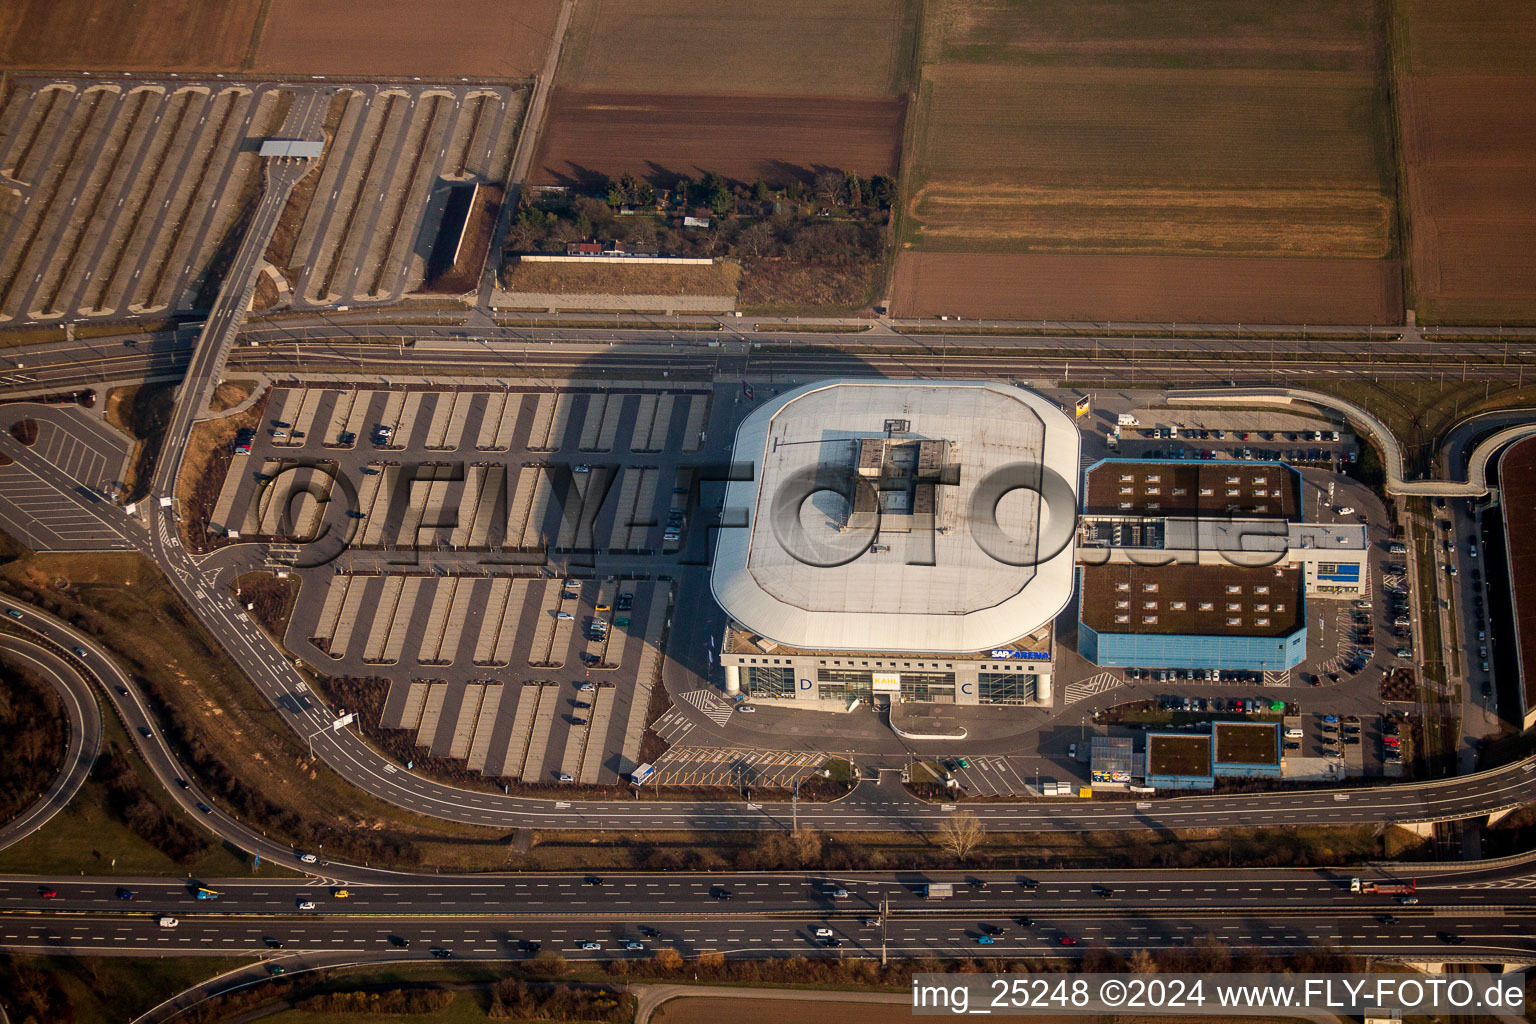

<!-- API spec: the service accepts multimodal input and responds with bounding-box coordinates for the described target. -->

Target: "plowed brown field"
[531,91,905,187]
[1394,0,1536,322]
[891,252,1403,324]
[0,0,262,71]
[253,0,560,78]
[1398,76,1536,322]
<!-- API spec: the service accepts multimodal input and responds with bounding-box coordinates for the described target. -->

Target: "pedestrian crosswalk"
[1064,672,1123,705]
[679,689,734,726]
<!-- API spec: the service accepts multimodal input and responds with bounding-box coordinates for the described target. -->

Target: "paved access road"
[4,591,1536,842]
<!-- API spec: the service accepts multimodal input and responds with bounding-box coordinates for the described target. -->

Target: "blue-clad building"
[1074,458,1366,673]
[1078,562,1308,672]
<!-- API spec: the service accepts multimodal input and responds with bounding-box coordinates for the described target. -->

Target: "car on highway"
[1398,896,1419,905]
[332,888,350,898]
[158,916,178,928]
[1018,878,1038,890]
[586,876,603,886]
[813,926,835,938]
[116,888,135,900]
[639,926,661,937]
[975,935,996,944]
[117,686,130,696]
[298,852,318,864]
[175,778,188,789]
[297,900,317,910]
[1058,936,1078,946]
[827,887,849,899]
[196,802,213,814]
[6,608,22,620]
[579,941,601,950]
[71,646,87,657]
[388,936,409,947]
[711,888,734,900]
[430,948,452,958]
[625,941,645,950]
[1015,916,1034,927]
[38,887,57,899]
[822,937,842,947]
[267,965,285,976]
[980,923,1005,936]
[1439,932,1464,945]
[264,937,283,948]
[138,727,153,738]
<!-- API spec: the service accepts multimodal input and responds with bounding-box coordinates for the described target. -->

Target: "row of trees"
[506,166,891,265]
[601,168,895,217]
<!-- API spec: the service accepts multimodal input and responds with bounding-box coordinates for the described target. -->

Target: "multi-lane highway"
[3,865,1533,962]
[5,591,1536,845]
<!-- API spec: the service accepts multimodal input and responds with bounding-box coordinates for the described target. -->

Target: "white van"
[158,916,179,928]
[1284,727,1304,739]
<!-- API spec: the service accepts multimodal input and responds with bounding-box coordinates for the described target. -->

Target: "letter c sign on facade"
[960,682,973,695]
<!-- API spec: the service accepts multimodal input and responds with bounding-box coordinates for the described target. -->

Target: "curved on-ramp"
[1168,387,1536,497]
[0,631,100,852]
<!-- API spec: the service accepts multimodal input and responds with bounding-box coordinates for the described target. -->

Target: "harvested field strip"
[42,90,145,316]
[0,88,108,316]
[908,182,1393,258]
[139,88,249,308]
[890,251,1403,325]
[252,0,560,79]
[502,260,742,297]
[0,0,264,73]
[559,0,917,97]
[933,0,1383,72]
[531,90,905,188]
[915,65,1391,189]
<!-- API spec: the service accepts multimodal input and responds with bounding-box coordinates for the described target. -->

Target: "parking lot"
[206,382,714,786]
[0,404,133,551]
[0,79,292,324]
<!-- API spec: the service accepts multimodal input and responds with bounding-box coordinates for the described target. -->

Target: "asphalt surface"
[4,573,1536,839]
[0,632,100,852]
[149,93,324,499]
[5,319,1536,399]
[4,865,1534,963]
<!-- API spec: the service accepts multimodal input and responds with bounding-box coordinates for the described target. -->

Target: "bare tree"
[736,220,776,258]
[1128,949,1158,974]
[937,809,985,861]
[790,826,823,866]
[813,168,846,206]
